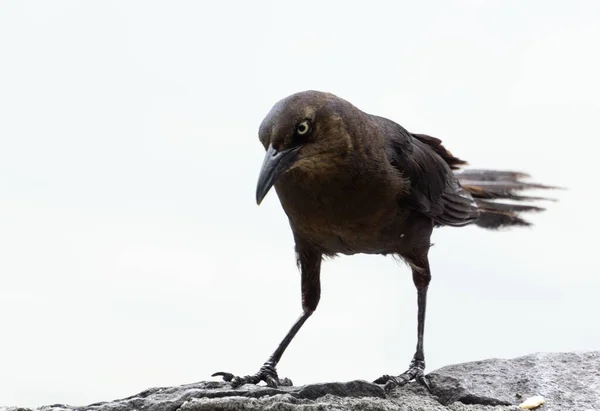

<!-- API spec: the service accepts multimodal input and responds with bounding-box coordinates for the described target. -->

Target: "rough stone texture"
[429,351,600,410]
[1,351,598,411]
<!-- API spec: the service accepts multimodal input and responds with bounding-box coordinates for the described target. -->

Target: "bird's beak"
[256,144,301,205]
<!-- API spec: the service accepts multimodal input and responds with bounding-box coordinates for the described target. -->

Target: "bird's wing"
[376,116,479,227]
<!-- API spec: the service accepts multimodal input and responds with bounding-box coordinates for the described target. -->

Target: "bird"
[212,90,557,392]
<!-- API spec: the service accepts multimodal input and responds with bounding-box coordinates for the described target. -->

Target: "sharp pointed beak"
[256,144,301,205]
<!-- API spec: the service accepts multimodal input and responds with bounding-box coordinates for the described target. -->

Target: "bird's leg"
[374,254,432,392]
[213,243,322,388]
[212,312,311,387]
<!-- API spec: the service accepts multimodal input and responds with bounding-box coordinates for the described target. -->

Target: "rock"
[429,351,600,410]
[1,351,598,411]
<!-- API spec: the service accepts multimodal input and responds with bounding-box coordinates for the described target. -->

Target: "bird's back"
[369,114,480,228]
[373,114,554,229]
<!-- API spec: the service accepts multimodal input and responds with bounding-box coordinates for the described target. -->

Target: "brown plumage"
[213,90,557,391]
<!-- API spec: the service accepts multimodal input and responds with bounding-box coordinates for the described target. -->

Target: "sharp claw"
[265,376,278,388]
[418,375,432,392]
[373,374,390,385]
[383,376,408,392]
[213,363,288,389]
[232,376,246,388]
[376,363,427,392]
[211,372,234,382]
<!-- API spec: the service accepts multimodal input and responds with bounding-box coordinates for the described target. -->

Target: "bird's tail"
[455,169,559,229]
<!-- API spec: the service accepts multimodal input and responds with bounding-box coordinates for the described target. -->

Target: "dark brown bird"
[213,90,556,391]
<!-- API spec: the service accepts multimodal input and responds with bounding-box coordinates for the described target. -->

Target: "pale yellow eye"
[296,120,310,135]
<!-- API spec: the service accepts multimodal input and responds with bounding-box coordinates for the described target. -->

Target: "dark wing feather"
[375,116,479,227]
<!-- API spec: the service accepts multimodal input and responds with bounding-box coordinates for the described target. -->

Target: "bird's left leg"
[213,244,322,388]
[374,250,432,392]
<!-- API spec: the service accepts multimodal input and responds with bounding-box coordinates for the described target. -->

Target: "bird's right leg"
[213,244,322,388]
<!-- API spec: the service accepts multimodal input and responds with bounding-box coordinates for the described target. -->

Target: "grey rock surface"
[1,351,598,411]
[430,351,600,410]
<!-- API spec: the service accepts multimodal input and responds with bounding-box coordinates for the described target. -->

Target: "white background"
[0,0,598,407]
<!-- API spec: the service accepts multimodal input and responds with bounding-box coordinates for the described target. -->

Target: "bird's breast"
[274,168,408,255]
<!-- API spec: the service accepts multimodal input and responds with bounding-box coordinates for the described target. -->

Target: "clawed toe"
[213,372,261,388]
[372,374,394,385]
[211,371,235,382]
[417,375,430,391]
[211,361,292,388]
[374,359,431,393]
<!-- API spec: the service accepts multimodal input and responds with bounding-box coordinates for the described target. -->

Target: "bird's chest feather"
[274,167,407,255]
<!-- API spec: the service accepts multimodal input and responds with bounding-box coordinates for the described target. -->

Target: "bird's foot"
[373,358,430,393]
[212,361,293,388]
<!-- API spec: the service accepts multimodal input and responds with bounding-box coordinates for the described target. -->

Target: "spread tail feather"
[455,169,560,229]
[409,133,560,229]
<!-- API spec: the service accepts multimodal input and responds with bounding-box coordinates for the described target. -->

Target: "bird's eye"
[296,120,311,136]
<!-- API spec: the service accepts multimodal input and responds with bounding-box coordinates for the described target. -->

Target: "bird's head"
[255,90,358,204]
